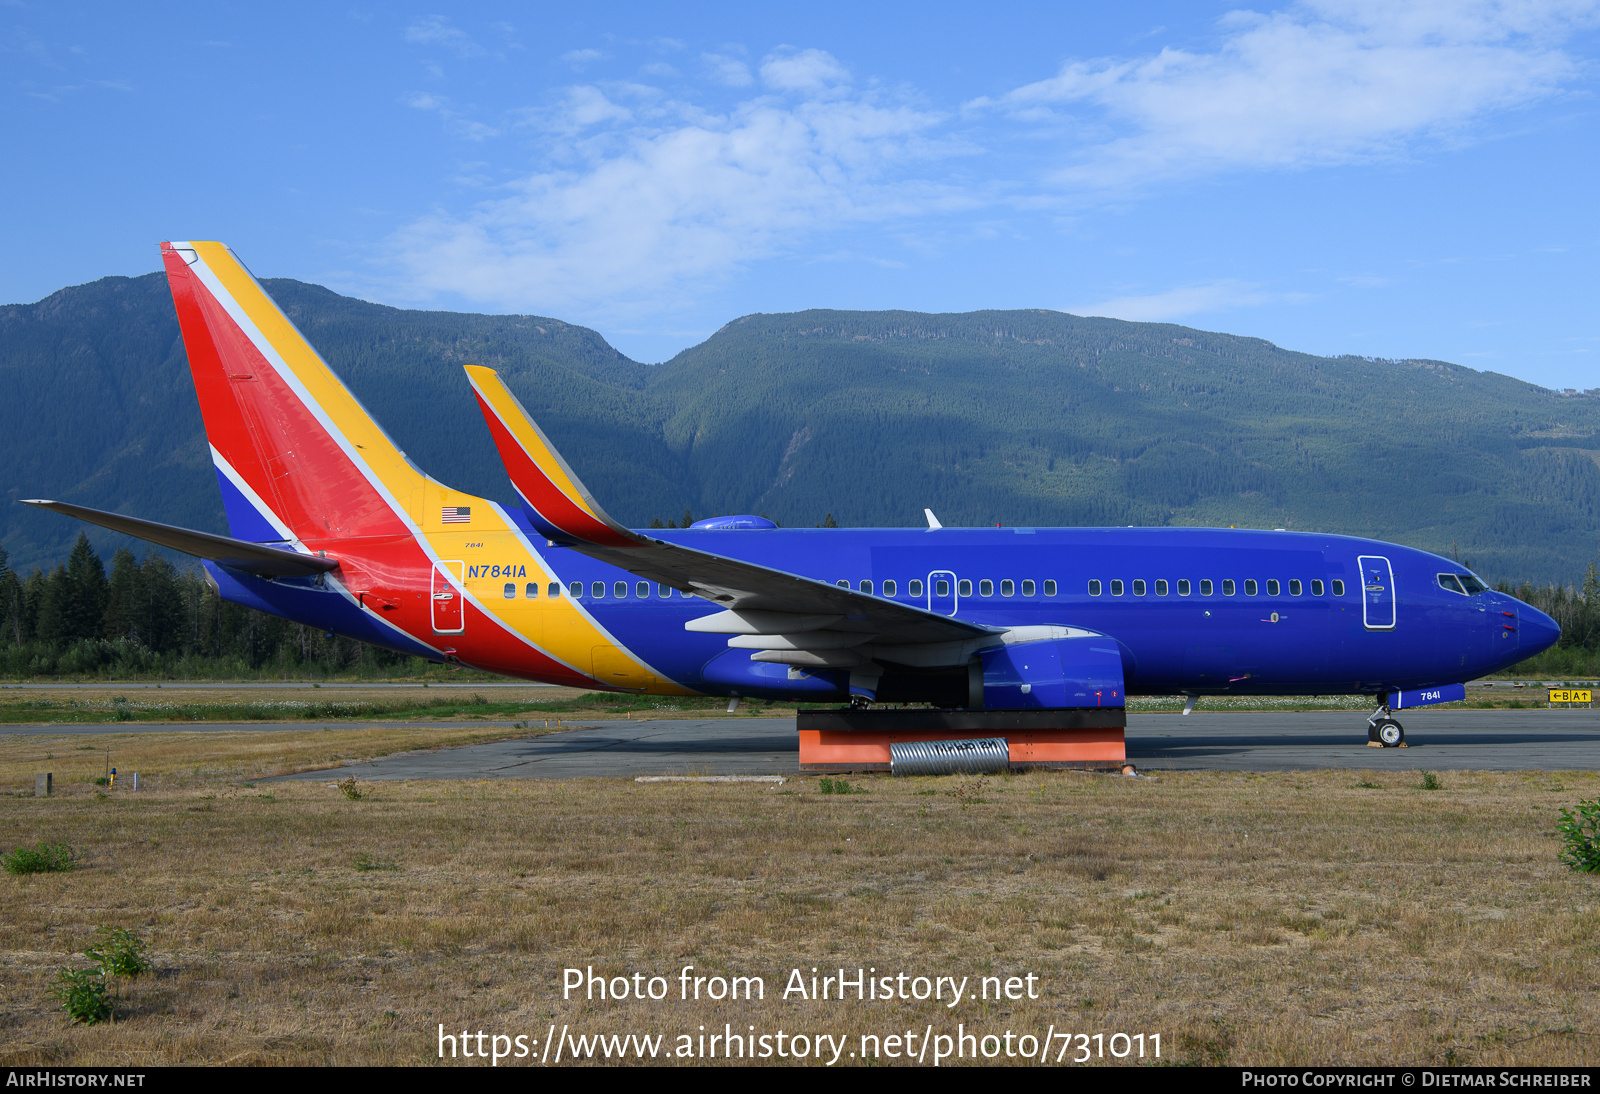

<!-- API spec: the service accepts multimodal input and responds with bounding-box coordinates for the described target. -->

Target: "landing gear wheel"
[1375,719,1405,748]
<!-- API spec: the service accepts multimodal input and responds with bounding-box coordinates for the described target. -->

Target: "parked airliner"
[24,242,1560,748]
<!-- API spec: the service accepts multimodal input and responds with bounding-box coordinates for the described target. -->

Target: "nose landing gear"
[1367,703,1406,748]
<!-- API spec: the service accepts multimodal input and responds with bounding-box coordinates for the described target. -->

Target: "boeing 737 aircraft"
[25,242,1561,752]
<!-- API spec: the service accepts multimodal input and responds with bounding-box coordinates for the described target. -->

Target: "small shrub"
[85,927,150,979]
[50,967,112,1025]
[1557,797,1600,873]
[819,777,865,795]
[92,777,109,787]
[3,842,79,875]
[951,777,988,808]
[1417,771,1441,791]
[337,777,361,801]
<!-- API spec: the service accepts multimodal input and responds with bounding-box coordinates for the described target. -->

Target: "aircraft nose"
[1517,602,1561,656]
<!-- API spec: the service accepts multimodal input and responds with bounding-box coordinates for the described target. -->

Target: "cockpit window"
[1459,573,1488,595]
[1437,573,1467,595]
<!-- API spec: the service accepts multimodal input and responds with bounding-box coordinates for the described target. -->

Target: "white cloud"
[1072,280,1285,321]
[760,48,850,93]
[404,15,484,59]
[378,9,1596,321]
[401,91,499,141]
[978,0,1597,186]
[386,85,959,316]
[702,52,753,87]
[561,48,605,65]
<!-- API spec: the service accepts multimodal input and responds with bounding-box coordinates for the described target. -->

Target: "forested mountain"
[3,274,1599,585]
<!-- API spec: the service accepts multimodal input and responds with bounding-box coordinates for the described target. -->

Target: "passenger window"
[909,579,924,597]
[837,579,849,588]
[1000,579,1014,597]
[1043,580,1056,596]
[615,581,627,598]
[658,583,672,598]
[1111,580,1124,596]
[503,583,515,598]
[1437,574,1466,595]
[592,581,605,598]
[637,581,649,598]
[958,579,972,597]
[1289,579,1302,596]
[526,583,539,598]
[1022,579,1035,596]
[549,582,561,598]
[1311,580,1324,596]
[570,581,583,598]
[980,579,994,597]
[1267,579,1279,596]
[1222,579,1235,595]
[1331,579,1345,596]
[883,579,897,596]
[1154,579,1167,596]
[1177,579,1191,596]
[1132,579,1146,596]
[1200,579,1213,595]
[860,579,873,594]
[935,578,950,597]
[1088,579,1102,596]
[1244,579,1258,595]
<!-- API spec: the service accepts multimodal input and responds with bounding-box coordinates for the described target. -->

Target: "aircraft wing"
[21,500,339,579]
[463,366,993,648]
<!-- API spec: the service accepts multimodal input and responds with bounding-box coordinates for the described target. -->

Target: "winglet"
[924,508,943,530]
[464,365,640,548]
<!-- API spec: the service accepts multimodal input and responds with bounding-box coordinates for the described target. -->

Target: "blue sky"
[4,1,1598,388]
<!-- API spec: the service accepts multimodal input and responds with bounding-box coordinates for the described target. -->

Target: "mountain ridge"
[3,273,1597,584]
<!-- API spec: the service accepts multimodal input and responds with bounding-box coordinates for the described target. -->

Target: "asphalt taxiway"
[245,707,1599,780]
[10,708,1596,778]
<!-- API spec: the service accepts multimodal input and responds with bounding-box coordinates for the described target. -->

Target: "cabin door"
[928,569,958,616]
[1357,555,1395,630]
[432,560,465,634]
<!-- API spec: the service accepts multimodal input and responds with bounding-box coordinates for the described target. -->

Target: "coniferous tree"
[35,565,68,643]
[0,542,17,647]
[102,547,141,642]
[19,569,45,643]
[63,533,108,640]
[140,554,182,653]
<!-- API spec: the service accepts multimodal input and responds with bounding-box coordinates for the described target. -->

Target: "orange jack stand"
[797,708,1127,773]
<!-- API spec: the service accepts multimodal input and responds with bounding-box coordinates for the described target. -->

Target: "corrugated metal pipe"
[890,737,1010,777]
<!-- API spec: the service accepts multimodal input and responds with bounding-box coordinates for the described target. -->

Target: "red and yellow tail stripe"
[465,364,639,548]
[160,242,678,692]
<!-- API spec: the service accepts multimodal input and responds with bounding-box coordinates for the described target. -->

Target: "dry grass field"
[1,724,1597,1067]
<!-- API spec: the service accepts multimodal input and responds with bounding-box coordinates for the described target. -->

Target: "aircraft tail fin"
[463,364,640,548]
[159,241,422,545]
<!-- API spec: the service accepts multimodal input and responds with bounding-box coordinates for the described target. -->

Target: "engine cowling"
[976,634,1124,708]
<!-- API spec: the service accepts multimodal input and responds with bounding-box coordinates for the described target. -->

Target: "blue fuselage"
[538,525,1557,696]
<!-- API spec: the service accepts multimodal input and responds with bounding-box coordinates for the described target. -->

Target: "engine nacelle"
[976,634,1125,708]
[700,648,847,700]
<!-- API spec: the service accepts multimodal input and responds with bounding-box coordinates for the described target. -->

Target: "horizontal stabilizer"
[22,500,339,578]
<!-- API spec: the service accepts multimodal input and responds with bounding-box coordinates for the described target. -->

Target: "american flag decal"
[441,506,471,524]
